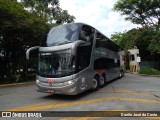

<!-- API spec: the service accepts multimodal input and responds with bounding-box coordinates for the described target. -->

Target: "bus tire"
[92,76,100,91]
[119,70,123,78]
[122,70,125,77]
[100,74,106,87]
[119,72,122,78]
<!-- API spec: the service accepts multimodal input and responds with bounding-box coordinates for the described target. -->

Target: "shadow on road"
[40,76,123,101]
[41,90,93,101]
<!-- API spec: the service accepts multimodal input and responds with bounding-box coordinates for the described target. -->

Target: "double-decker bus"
[26,23,125,95]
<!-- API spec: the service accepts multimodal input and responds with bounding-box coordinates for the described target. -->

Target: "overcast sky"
[59,0,138,38]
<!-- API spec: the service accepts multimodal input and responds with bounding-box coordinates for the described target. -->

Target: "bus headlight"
[36,79,41,84]
[63,78,78,86]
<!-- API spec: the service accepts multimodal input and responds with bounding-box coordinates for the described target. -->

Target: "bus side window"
[95,32,107,48]
[76,45,91,71]
[79,25,94,43]
[94,58,115,70]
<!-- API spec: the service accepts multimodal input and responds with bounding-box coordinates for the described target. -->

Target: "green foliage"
[111,27,160,60]
[0,0,49,81]
[148,29,160,53]
[0,74,22,84]
[20,0,75,24]
[111,28,149,50]
[113,0,160,27]
[111,32,125,45]
[139,67,160,75]
[113,0,160,54]
[0,0,76,83]
[10,74,22,83]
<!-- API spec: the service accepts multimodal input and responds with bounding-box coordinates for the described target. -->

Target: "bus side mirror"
[26,46,40,60]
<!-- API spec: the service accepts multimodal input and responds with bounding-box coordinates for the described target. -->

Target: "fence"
[140,61,160,70]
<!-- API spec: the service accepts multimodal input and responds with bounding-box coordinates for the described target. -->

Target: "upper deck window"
[42,23,95,47]
[46,23,80,46]
[96,31,121,52]
[79,25,95,43]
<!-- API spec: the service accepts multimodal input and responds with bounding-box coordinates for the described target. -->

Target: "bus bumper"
[35,79,79,95]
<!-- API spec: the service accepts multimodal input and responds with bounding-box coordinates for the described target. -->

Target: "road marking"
[0,82,34,87]
[119,97,160,104]
[10,100,58,110]
[7,97,119,111]
[115,89,151,96]
[6,97,160,111]
[97,89,151,96]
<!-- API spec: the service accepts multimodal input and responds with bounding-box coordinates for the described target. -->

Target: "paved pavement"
[0,73,160,120]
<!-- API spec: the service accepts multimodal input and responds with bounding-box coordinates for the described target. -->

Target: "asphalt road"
[0,73,160,120]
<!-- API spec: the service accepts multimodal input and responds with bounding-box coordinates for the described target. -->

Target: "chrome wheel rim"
[92,79,98,89]
[119,72,122,77]
[100,78,105,86]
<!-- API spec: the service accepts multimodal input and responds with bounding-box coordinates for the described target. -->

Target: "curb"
[138,74,160,77]
[0,81,34,87]
[128,72,160,77]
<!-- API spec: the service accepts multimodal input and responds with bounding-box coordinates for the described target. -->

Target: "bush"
[0,75,22,84]
[0,76,5,83]
[139,67,160,75]
[27,73,36,81]
[9,74,23,83]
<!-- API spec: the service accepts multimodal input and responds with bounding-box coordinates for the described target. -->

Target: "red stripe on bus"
[95,69,105,73]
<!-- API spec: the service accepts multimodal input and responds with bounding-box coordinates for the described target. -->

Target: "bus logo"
[48,79,54,87]
[48,79,54,83]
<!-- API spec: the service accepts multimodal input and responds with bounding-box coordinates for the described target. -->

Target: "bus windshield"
[38,49,75,77]
[46,24,80,46]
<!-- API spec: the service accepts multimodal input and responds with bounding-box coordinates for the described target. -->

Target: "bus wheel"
[119,71,123,78]
[122,70,125,77]
[100,74,106,87]
[100,77,105,87]
[92,76,99,90]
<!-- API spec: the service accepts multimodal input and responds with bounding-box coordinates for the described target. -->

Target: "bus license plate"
[47,90,54,93]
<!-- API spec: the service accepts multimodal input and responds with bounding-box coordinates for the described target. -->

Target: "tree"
[0,0,75,82]
[111,32,126,45]
[113,0,160,27]
[113,0,160,61]
[0,0,49,81]
[20,0,75,24]
[111,28,160,60]
[148,29,160,53]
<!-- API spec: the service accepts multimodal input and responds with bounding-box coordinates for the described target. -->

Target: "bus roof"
[42,22,123,51]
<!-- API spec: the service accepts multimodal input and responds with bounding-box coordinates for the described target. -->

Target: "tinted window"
[79,25,94,43]
[96,31,121,52]
[94,58,115,70]
[45,23,80,46]
[96,32,107,48]
[74,25,94,73]
[76,45,92,72]
[38,49,75,78]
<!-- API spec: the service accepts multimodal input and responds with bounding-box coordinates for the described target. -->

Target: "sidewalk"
[126,70,160,77]
[0,81,34,87]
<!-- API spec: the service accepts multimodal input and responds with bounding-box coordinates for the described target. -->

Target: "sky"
[59,0,138,38]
